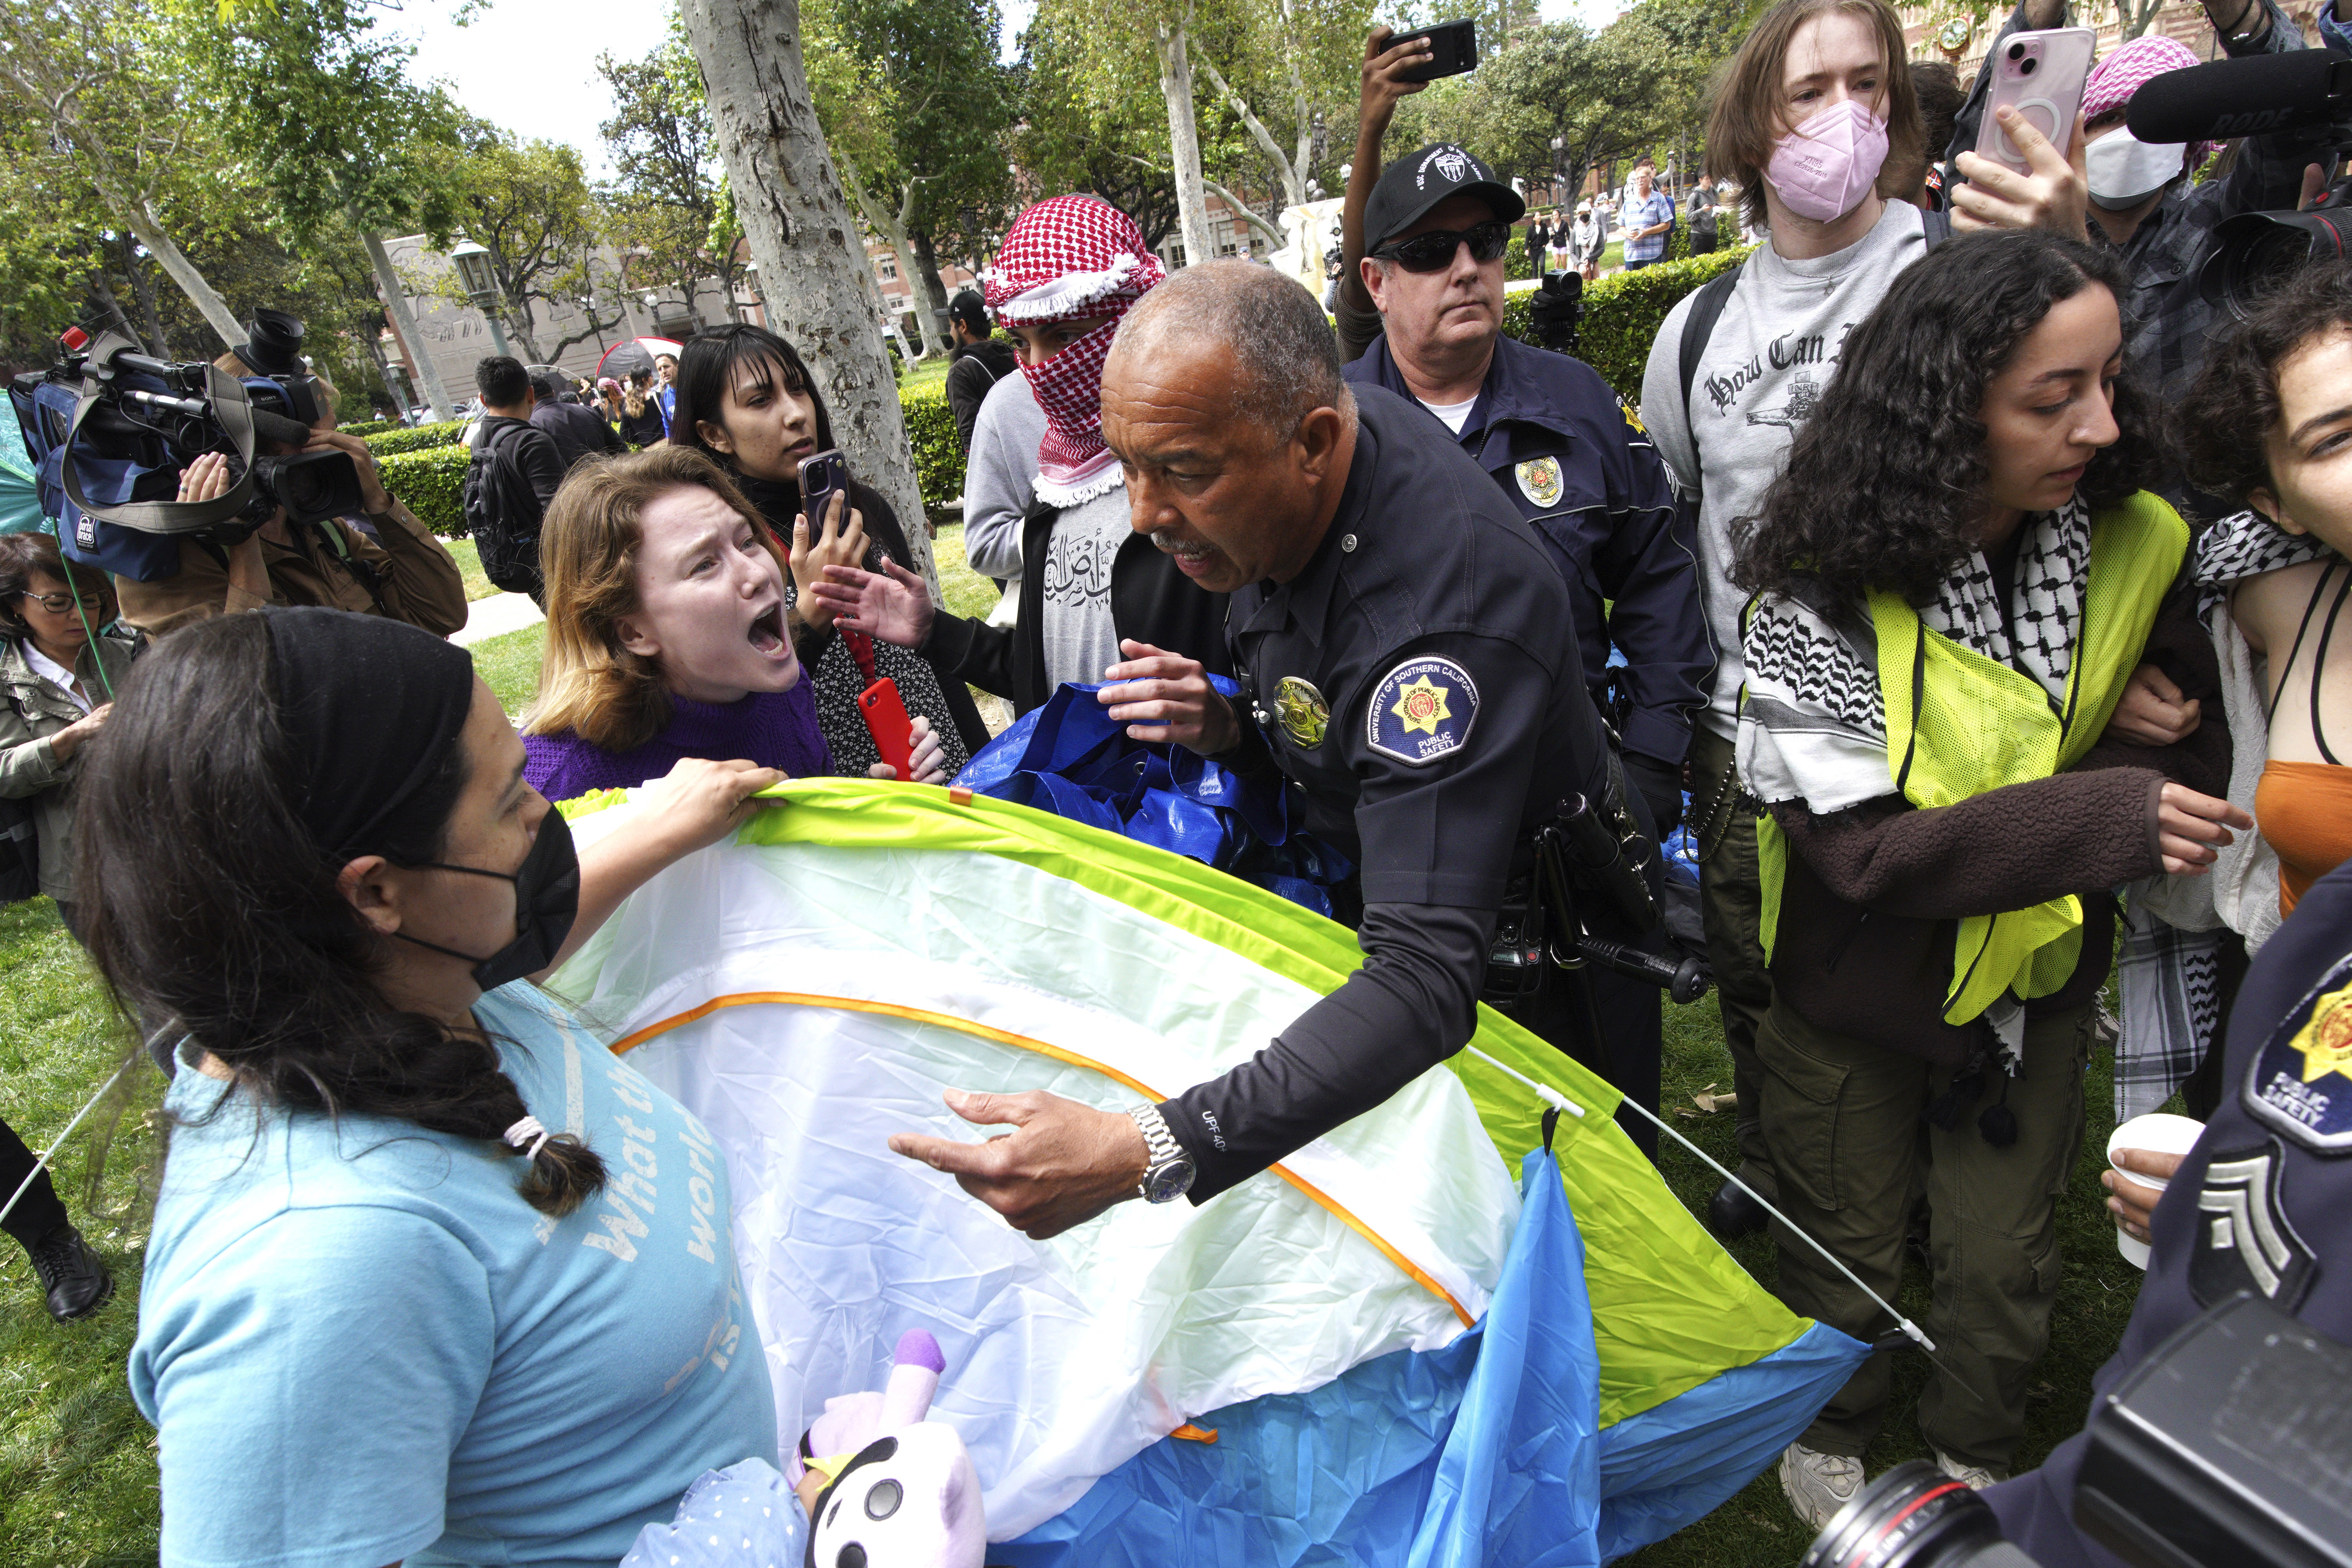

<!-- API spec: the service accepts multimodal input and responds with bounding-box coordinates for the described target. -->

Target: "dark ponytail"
[73,614,606,1216]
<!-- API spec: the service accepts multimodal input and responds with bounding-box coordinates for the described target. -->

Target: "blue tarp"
[953,679,1351,916]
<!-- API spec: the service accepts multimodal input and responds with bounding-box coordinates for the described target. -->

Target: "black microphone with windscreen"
[2124,49,2352,144]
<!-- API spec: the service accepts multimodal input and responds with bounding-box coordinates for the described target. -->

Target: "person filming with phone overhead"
[1945,0,2340,407]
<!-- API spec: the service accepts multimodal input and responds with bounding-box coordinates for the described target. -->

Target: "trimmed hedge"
[376,444,471,539]
[365,420,466,457]
[1502,243,1754,405]
[902,387,962,510]
[341,417,401,438]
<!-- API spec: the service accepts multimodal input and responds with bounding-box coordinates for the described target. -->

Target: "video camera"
[7,309,364,581]
[1799,1290,2352,1568]
[2123,51,2352,318]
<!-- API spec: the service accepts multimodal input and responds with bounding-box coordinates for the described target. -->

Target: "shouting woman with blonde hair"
[520,445,943,802]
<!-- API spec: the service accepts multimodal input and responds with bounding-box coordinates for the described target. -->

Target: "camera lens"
[1799,1461,2030,1568]
[2008,40,2025,59]
[2019,55,2038,74]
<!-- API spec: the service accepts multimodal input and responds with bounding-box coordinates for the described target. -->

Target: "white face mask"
[2085,127,2188,210]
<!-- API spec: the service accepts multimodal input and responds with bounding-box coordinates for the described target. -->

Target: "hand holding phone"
[1395,18,1477,82]
[858,675,916,780]
[1973,28,2094,179]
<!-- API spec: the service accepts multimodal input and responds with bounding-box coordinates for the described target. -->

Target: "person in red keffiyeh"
[982,196,1167,507]
[1945,0,2332,405]
[811,196,1233,717]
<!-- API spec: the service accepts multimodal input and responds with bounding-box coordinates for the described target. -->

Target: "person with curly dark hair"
[2173,261,2352,927]
[1729,229,2245,1520]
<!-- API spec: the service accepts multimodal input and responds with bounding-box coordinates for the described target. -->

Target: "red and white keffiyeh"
[982,196,1165,506]
[2083,36,2220,171]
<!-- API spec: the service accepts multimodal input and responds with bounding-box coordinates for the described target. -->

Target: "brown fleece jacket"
[1765,564,2230,1063]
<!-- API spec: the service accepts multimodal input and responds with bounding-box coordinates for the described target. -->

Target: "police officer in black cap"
[857,261,1661,1237]
[1337,31,1706,845]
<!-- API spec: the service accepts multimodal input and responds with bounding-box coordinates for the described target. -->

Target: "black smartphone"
[1397,18,1478,82]
[798,448,849,528]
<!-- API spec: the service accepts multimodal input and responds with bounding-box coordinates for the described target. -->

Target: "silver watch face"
[1144,1153,1196,1204]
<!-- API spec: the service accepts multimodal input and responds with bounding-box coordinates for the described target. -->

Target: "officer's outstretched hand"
[1099,640,1241,755]
[889,1088,1150,1240]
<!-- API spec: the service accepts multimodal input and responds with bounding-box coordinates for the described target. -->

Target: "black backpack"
[462,422,547,599]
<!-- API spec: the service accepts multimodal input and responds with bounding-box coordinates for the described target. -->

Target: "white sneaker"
[1779,1441,1865,1530]
[1933,1448,2008,1490]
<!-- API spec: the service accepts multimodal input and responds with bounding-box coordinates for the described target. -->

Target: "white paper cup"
[2107,1112,2205,1269]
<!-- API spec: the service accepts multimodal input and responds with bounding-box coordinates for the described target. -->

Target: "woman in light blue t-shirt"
[76,607,788,1568]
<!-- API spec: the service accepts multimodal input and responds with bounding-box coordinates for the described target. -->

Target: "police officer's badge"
[1515,457,1563,508]
[2245,956,2352,1153]
[1368,655,1478,766]
[2189,1140,2318,1310]
[1274,676,1328,748]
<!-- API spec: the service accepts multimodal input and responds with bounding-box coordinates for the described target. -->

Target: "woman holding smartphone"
[668,324,987,778]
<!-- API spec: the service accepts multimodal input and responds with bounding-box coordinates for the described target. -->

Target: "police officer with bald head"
[826,261,1658,1236]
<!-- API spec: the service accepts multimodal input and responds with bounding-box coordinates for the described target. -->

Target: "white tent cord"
[1465,1044,1936,1354]
[0,1051,141,1234]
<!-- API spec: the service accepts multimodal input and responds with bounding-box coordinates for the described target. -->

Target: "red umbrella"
[596,336,684,382]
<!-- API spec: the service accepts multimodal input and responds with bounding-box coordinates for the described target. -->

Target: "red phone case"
[858,676,916,780]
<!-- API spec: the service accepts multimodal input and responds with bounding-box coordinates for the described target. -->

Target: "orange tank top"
[2256,760,2352,917]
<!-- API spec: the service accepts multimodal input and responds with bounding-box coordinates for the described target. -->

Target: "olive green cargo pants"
[1688,724,1775,1194]
[1755,996,2091,1470]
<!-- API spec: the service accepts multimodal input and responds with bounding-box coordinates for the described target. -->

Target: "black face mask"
[392,809,581,991]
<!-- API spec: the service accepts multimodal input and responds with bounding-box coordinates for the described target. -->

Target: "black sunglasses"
[1371,221,1510,274]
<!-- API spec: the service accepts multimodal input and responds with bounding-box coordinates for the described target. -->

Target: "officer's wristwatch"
[1127,1104,1196,1204]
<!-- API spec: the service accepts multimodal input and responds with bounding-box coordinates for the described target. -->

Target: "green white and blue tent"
[550,779,1866,1562]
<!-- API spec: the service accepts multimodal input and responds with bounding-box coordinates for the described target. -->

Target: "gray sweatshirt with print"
[1638,200,1927,741]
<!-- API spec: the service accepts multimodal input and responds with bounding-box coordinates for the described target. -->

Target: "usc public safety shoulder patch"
[2244,955,2352,1154]
[1367,655,1477,767]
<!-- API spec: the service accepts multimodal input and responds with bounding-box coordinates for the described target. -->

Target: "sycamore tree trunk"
[1152,7,1214,267]
[908,230,954,358]
[678,0,940,597]
[118,201,244,351]
[361,227,455,420]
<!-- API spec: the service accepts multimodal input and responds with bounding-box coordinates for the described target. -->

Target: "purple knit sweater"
[522,681,832,803]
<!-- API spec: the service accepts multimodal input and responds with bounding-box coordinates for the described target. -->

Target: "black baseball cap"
[947,290,989,334]
[1363,144,1526,253]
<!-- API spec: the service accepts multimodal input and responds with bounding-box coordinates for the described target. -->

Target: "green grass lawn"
[444,537,501,603]
[897,356,952,399]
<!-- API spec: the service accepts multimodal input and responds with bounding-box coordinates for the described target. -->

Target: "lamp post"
[450,240,511,360]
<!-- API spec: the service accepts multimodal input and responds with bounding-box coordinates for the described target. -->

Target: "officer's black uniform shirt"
[1983,857,2352,1568]
[1156,383,1613,1201]
[1343,328,1709,771]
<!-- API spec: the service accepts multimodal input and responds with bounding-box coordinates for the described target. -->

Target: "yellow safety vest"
[1757,494,2188,1027]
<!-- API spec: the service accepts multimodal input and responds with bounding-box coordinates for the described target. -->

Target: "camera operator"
[1975,857,2352,1568]
[1947,0,2337,407]
[125,361,466,638]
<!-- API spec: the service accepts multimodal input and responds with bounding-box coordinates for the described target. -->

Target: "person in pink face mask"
[1633,0,2104,1526]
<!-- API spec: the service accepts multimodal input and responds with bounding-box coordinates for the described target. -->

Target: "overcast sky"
[393,0,1621,176]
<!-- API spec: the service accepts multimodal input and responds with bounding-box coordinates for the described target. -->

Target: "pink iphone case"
[1975,28,2096,179]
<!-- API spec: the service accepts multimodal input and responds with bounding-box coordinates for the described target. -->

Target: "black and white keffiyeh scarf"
[2194,508,2338,627]
[1740,499,2093,815]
